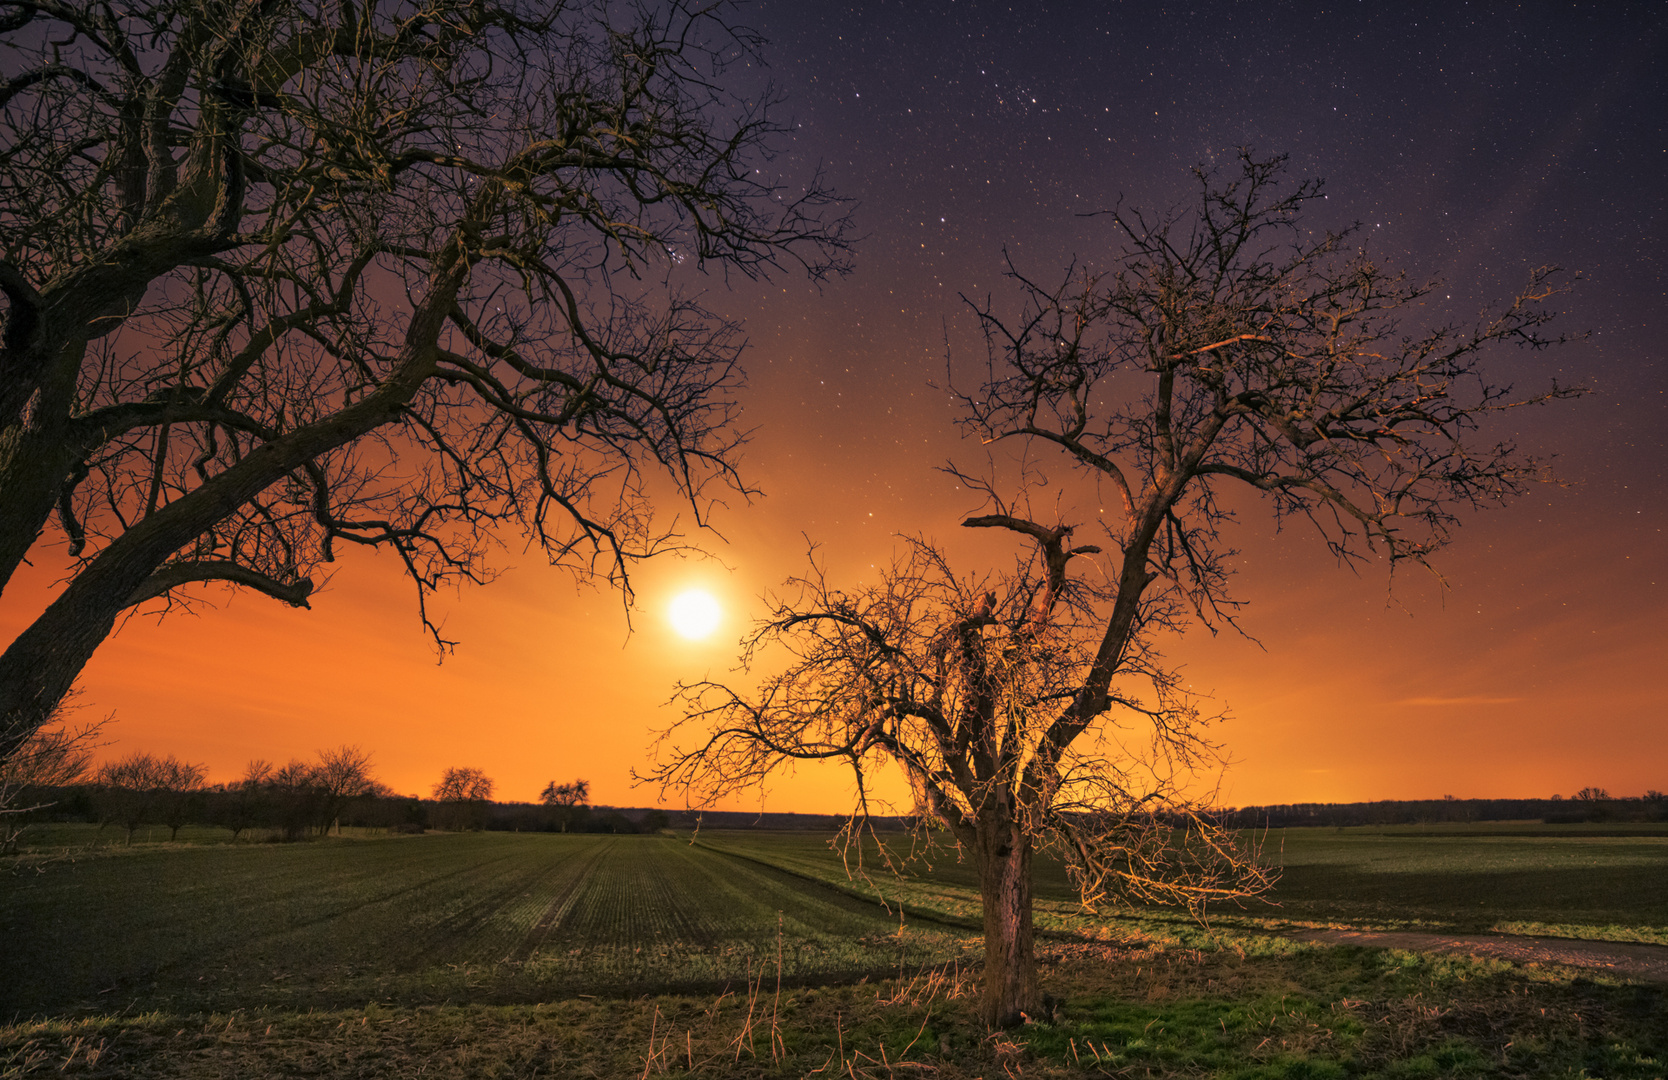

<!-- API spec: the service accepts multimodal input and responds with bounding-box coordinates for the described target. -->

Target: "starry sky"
[8,0,1664,811]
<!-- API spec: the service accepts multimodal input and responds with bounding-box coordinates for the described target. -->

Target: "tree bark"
[975,813,1038,1027]
[0,337,87,598]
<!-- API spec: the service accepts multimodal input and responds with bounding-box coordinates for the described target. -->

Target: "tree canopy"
[434,766,494,803]
[0,0,850,764]
[649,153,1582,1026]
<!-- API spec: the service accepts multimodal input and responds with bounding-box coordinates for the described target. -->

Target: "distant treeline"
[2,745,702,848]
[1218,791,1668,829]
[9,774,873,844]
[16,784,693,840]
[485,804,871,834]
[15,765,1666,848]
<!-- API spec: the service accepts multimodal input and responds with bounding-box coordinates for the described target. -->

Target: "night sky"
[7,1,1664,811]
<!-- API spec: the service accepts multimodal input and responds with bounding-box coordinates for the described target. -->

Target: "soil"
[1289,928,1668,982]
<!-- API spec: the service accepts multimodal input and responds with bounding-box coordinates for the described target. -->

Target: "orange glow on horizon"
[8,438,1663,816]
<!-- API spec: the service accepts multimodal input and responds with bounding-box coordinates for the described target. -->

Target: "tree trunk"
[0,403,81,597]
[975,814,1038,1027]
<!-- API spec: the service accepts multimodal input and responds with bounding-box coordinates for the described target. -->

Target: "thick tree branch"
[126,559,315,608]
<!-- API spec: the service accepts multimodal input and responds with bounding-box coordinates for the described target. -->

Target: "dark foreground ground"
[5,939,1664,1079]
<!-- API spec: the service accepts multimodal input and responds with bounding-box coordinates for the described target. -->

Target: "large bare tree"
[0,0,850,763]
[648,153,1582,1026]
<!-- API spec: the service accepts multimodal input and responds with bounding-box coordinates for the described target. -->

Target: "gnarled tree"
[648,153,1582,1027]
[0,0,850,763]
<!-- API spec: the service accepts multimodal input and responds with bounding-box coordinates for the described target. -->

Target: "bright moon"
[668,589,722,640]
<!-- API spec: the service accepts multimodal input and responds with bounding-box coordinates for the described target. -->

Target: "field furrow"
[1,831,980,1015]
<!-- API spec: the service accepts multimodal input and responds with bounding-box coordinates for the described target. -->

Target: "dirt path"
[1289,928,1668,982]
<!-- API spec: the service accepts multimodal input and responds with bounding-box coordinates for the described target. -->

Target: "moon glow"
[668,589,722,640]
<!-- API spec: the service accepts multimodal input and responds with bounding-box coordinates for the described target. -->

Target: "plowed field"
[1,833,975,1017]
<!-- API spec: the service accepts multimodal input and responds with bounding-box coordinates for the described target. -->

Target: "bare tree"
[433,765,494,803]
[539,778,589,805]
[207,758,273,841]
[253,745,376,838]
[95,750,203,843]
[312,744,375,834]
[653,534,1265,1027]
[539,776,589,832]
[649,153,1582,1026]
[0,0,851,766]
[155,755,207,840]
[433,765,494,830]
[0,702,103,853]
[267,757,322,841]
